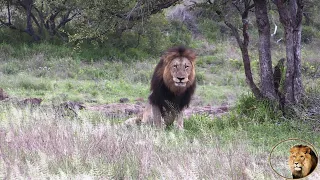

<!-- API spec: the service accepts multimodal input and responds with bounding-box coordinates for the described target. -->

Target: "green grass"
[0,42,247,105]
[0,39,320,179]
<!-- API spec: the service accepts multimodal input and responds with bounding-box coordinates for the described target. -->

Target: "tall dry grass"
[0,104,287,179]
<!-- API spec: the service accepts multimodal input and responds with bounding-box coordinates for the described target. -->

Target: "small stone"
[0,88,9,100]
[119,98,129,103]
[23,98,43,105]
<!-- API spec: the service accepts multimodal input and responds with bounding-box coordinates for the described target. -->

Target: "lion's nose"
[177,77,185,82]
[294,162,298,165]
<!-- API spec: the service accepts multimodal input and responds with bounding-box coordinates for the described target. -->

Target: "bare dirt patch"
[86,102,229,119]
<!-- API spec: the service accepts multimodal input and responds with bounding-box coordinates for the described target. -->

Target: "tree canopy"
[0,0,180,41]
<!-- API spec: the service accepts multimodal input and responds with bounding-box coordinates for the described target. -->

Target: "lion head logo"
[289,145,318,179]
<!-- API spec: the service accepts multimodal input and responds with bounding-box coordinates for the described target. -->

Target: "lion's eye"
[300,156,304,158]
[173,65,178,68]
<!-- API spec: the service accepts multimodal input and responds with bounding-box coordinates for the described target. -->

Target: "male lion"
[126,46,196,129]
[288,145,318,179]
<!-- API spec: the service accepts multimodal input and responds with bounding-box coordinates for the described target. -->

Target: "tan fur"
[162,57,195,95]
[289,145,318,179]
[160,50,196,95]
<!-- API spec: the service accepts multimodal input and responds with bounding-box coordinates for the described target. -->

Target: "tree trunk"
[275,0,303,105]
[224,2,263,99]
[254,0,277,100]
[224,20,262,99]
[22,0,40,41]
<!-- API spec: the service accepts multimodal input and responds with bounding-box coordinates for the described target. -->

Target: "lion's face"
[289,145,315,178]
[168,57,193,87]
[163,57,195,94]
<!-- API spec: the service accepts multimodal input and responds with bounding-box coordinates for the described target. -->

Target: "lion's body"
[139,46,196,129]
[289,145,318,179]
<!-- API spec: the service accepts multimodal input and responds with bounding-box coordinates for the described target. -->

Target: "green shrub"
[132,71,151,83]
[198,19,222,42]
[229,58,243,69]
[197,55,225,67]
[184,114,216,135]
[0,43,15,59]
[168,20,192,46]
[19,79,52,91]
[1,61,21,75]
[196,72,206,85]
[301,26,320,44]
[236,93,283,123]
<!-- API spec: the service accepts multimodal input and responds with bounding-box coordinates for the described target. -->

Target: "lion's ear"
[162,52,177,64]
[183,49,196,63]
[290,149,294,154]
[305,147,311,154]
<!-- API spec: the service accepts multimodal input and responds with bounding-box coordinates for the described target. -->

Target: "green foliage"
[197,55,225,67]
[0,43,72,60]
[184,114,215,134]
[1,61,21,75]
[73,13,175,61]
[301,26,320,44]
[168,20,192,46]
[198,19,223,42]
[18,78,52,91]
[195,72,206,85]
[0,28,34,44]
[236,94,283,123]
[229,58,243,69]
[0,43,15,59]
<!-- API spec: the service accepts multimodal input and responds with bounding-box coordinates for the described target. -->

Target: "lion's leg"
[124,117,142,127]
[151,104,163,127]
[142,103,163,127]
[163,112,175,127]
[176,113,184,129]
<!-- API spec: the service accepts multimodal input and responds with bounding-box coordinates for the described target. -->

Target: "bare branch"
[7,0,11,25]
[57,11,79,29]
[115,0,180,21]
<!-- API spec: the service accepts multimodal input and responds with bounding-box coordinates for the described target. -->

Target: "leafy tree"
[191,0,305,108]
[0,0,180,41]
[0,0,81,41]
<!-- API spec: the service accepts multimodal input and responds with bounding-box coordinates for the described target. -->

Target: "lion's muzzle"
[173,77,188,87]
[293,162,302,171]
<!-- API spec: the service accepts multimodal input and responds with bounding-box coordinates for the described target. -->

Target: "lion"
[288,145,318,179]
[125,46,196,129]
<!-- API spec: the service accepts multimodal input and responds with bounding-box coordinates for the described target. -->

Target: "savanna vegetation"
[0,0,319,179]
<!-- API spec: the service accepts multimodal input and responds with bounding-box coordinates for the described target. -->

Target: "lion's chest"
[149,82,194,115]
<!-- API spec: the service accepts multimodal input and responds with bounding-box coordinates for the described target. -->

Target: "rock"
[119,98,129,103]
[23,98,43,105]
[61,101,85,110]
[135,97,145,102]
[0,88,9,100]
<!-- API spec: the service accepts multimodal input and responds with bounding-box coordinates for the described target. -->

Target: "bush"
[302,26,320,44]
[0,43,15,59]
[168,20,192,46]
[1,61,21,75]
[184,114,216,135]
[197,55,225,67]
[198,19,222,42]
[236,94,283,123]
[196,72,206,85]
[19,79,52,91]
